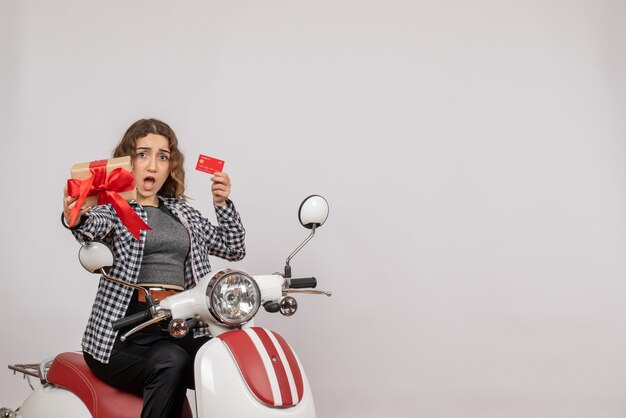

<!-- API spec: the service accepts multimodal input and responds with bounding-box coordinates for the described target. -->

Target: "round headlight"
[207,269,261,326]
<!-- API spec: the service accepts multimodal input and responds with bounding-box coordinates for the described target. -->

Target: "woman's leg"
[141,340,191,418]
[174,333,212,390]
[84,338,193,418]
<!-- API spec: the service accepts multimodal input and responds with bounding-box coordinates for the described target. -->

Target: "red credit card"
[196,154,225,174]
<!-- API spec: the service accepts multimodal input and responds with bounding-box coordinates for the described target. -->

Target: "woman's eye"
[137,152,148,158]
[159,154,170,161]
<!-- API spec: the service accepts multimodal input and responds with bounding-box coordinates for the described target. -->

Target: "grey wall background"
[1,1,625,417]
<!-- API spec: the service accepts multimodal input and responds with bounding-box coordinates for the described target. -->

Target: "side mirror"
[298,195,329,229]
[285,195,329,278]
[79,242,114,273]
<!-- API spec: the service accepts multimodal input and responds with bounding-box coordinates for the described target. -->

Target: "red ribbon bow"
[67,160,151,240]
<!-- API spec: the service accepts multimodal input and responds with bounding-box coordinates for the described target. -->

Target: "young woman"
[62,118,246,418]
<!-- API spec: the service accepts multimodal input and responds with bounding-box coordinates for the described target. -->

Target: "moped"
[1,195,331,418]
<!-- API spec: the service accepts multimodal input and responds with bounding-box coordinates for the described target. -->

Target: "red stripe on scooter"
[218,330,274,406]
[252,327,294,405]
[271,331,304,401]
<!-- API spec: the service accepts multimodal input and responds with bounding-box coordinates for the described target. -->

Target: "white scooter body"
[14,385,90,418]
[158,272,316,417]
[194,333,315,417]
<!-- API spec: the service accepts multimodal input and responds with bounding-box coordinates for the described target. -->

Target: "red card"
[196,154,225,174]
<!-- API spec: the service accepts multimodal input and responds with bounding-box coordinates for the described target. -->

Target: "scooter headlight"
[207,269,261,326]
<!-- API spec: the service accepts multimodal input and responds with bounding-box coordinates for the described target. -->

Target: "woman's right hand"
[63,186,92,227]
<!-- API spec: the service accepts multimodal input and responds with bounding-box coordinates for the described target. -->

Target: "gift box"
[67,156,150,239]
[70,156,136,207]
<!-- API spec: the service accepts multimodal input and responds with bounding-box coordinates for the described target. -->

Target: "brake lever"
[286,289,332,297]
[119,310,171,342]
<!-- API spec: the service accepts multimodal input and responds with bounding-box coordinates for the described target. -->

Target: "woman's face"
[133,133,171,206]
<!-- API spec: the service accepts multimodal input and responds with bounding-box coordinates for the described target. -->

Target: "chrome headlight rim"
[207,269,261,327]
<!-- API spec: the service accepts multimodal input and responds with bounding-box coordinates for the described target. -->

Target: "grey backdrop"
[1,1,625,417]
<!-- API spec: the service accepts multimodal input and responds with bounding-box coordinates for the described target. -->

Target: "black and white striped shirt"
[70,197,246,363]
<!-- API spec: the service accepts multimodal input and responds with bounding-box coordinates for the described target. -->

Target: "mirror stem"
[98,268,155,307]
[284,224,316,279]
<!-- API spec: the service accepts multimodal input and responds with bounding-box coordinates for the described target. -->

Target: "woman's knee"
[148,343,192,382]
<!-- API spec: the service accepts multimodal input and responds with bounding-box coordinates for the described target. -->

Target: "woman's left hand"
[211,172,231,206]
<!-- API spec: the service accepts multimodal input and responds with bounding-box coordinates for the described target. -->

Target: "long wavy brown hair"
[113,118,187,201]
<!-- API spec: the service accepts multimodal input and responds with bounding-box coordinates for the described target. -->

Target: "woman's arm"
[185,200,246,261]
[197,200,246,262]
[62,186,117,244]
[203,172,246,260]
[69,206,118,244]
[64,206,117,245]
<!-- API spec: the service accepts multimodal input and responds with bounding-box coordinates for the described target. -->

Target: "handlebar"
[112,310,152,331]
[289,277,317,289]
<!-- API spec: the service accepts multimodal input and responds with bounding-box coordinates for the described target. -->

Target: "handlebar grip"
[112,310,152,331]
[186,318,200,330]
[264,301,280,313]
[289,277,317,289]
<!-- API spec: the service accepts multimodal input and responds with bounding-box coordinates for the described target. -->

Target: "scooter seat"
[46,352,193,418]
